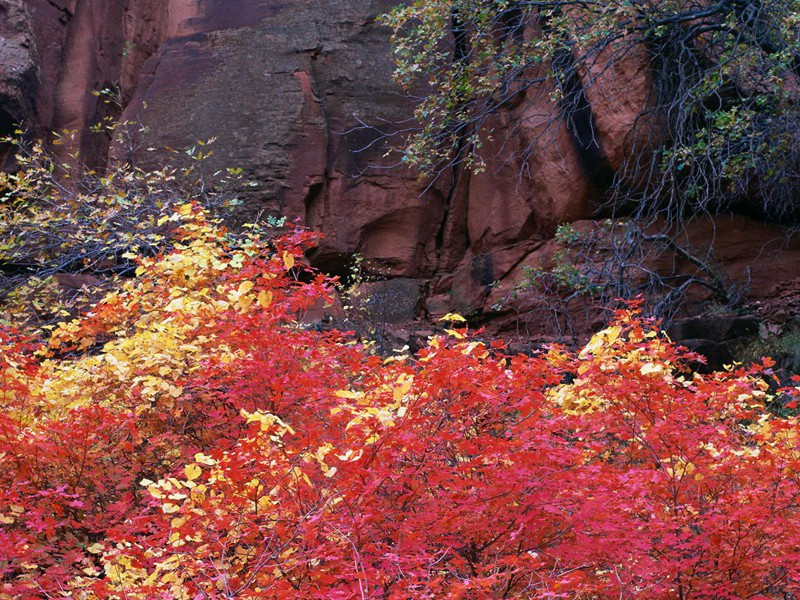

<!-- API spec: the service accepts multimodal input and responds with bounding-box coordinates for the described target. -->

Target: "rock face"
[0,0,36,168]
[1,0,597,270]
[120,0,445,279]
[2,0,800,341]
[21,0,168,165]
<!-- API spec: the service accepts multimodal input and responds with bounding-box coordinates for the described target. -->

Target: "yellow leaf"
[337,448,363,462]
[243,410,296,435]
[162,503,180,514]
[315,443,333,464]
[581,325,621,356]
[178,203,193,216]
[439,312,467,322]
[282,251,295,269]
[462,341,479,355]
[170,516,188,529]
[238,294,253,311]
[194,453,216,466]
[158,556,180,571]
[290,466,312,487]
[640,363,663,376]
[86,542,105,554]
[444,329,465,340]
[604,325,621,346]
[258,289,273,308]
[238,280,254,295]
[165,297,185,311]
[392,376,413,403]
[184,464,202,481]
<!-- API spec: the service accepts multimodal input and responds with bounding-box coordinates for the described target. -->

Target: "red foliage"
[1,214,800,598]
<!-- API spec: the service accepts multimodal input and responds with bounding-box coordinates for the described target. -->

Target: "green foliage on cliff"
[384,0,800,222]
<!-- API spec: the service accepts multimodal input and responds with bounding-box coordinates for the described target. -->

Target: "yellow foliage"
[22,211,286,426]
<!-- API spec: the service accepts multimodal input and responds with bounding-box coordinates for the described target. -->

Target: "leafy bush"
[0,205,799,598]
[0,133,244,330]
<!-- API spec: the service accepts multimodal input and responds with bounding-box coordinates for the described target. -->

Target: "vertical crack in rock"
[300,26,331,231]
[552,47,615,195]
[433,155,466,273]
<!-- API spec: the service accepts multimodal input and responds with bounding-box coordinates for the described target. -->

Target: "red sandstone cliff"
[1,0,799,344]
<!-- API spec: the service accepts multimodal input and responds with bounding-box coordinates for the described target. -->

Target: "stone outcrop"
[2,0,800,344]
[22,0,168,165]
[0,0,609,272]
[0,0,36,168]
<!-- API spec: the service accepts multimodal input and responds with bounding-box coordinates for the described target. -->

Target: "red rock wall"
[7,0,604,276]
[0,0,36,167]
[25,0,168,164]
[2,0,800,336]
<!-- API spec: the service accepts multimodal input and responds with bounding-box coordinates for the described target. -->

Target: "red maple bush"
[1,206,799,599]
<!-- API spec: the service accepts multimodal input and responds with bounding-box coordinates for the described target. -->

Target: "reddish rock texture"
[2,0,800,338]
[0,0,36,167]
[120,0,455,278]
[24,0,168,165]
[480,215,800,341]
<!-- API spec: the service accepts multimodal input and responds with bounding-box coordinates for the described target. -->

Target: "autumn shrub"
[0,206,799,599]
[0,133,244,330]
